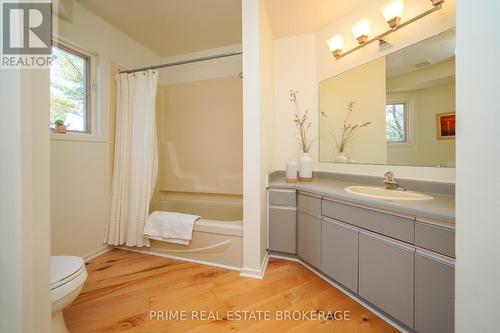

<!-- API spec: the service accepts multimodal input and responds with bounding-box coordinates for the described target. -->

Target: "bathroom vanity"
[267,175,455,333]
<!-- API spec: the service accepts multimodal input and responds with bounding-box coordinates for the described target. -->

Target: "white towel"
[143,211,200,245]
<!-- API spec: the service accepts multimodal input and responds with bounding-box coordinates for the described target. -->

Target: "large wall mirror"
[319,29,455,167]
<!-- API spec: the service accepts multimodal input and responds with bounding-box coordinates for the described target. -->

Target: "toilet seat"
[50,256,87,303]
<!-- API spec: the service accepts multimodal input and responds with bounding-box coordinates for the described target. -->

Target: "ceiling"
[386,30,456,78]
[76,0,242,58]
[264,0,363,38]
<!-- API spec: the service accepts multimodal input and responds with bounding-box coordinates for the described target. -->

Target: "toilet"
[51,256,88,333]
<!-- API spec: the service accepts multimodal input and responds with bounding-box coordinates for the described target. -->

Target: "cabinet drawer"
[321,217,359,293]
[269,207,296,254]
[269,189,296,206]
[298,192,321,216]
[415,221,455,258]
[322,198,414,243]
[359,231,415,328]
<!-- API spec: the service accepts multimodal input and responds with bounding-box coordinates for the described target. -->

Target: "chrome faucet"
[383,171,400,190]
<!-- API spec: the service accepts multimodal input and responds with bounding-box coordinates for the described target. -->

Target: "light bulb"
[381,0,404,28]
[351,18,371,44]
[327,35,344,58]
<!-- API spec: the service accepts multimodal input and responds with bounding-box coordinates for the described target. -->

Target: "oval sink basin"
[345,186,434,201]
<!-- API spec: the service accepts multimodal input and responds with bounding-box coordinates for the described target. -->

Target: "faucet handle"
[384,171,400,190]
[384,171,395,183]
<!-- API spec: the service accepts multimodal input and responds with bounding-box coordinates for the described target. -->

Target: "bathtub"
[138,196,243,270]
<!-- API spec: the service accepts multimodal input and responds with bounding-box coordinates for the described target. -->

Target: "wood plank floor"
[64,249,398,333]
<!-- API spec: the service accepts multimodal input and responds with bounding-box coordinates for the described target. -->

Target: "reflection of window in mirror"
[386,102,408,144]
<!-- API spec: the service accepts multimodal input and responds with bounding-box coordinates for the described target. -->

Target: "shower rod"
[119,50,242,74]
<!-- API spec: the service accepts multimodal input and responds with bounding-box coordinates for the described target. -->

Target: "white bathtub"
[140,197,243,270]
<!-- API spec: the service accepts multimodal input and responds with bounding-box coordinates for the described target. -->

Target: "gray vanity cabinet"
[268,207,296,253]
[415,249,455,333]
[321,217,359,293]
[415,220,455,258]
[267,183,455,332]
[268,189,297,254]
[297,192,322,268]
[359,230,415,328]
[297,211,321,268]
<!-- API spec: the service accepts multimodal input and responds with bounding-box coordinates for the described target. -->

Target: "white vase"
[285,159,298,183]
[334,151,348,163]
[299,153,312,182]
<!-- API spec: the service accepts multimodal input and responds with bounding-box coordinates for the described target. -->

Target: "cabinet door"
[359,231,415,328]
[321,217,359,293]
[415,249,455,333]
[268,207,296,254]
[297,211,321,268]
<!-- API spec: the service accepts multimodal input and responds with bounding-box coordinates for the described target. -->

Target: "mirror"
[319,30,455,167]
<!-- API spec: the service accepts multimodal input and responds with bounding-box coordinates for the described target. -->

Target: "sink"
[345,186,433,201]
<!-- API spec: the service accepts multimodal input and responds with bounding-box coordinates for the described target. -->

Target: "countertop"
[268,176,455,228]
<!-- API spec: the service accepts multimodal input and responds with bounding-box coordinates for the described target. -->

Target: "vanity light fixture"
[327,35,344,58]
[351,18,371,44]
[328,0,444,60]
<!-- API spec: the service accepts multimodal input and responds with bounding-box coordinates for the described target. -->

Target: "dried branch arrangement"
[290,90,312,153]
[321,102,371,153]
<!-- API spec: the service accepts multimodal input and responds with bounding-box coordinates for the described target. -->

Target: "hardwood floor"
[64,249,398,333]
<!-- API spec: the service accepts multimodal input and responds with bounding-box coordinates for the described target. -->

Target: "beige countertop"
[268,176,455,228]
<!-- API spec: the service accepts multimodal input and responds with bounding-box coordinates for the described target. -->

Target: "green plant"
[290,90,312,153]
[54,119,65,127]
[321,102,371,153]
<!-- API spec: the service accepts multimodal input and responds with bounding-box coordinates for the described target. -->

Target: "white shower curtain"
[104,70,159,247]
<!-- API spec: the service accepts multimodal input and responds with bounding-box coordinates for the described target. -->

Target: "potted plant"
[54,119,67,134]
[321,102,371,163]
[290,90,313,181]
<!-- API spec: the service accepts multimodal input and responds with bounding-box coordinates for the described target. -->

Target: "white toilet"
[51,256,88,333]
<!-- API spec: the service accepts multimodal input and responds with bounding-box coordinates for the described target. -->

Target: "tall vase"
[299,152,312,182]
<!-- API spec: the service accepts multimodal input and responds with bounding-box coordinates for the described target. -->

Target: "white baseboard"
[82,246,113,262]
[116,246,242,272]
[269,253,409,333]
[240,251,270,280]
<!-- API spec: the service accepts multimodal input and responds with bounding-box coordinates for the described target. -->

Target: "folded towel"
[143,211,200,245]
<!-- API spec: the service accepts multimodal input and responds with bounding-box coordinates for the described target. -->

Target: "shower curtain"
[104,70,159,247]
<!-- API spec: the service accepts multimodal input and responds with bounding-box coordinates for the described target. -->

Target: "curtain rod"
[119,51,243,74]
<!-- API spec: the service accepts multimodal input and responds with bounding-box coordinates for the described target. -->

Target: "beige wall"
[273,33,318,171]
[157,76,243,195]
[259,0,275,263]
[319,57,387,164]
[387,82,456,166]
[51,2,162,258]
[1,70,51,332]
[241,0,275,276]
[456,1,500,331]
[272,0,456,182]
[157,44,242,86]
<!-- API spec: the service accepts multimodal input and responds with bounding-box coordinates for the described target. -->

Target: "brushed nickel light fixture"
[328,0,445,60]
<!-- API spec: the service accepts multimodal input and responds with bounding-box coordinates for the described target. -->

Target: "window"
[386,103,408,144]
[50,44,90,133]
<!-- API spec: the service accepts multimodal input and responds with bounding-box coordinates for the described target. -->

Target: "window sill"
[387,142,413,147]
[50,132,106,143]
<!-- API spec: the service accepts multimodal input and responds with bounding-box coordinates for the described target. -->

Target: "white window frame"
[386,99,412,147]
[50,37,104,142]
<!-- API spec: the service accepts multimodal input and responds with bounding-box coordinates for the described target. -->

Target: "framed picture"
[436,112,456,140]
